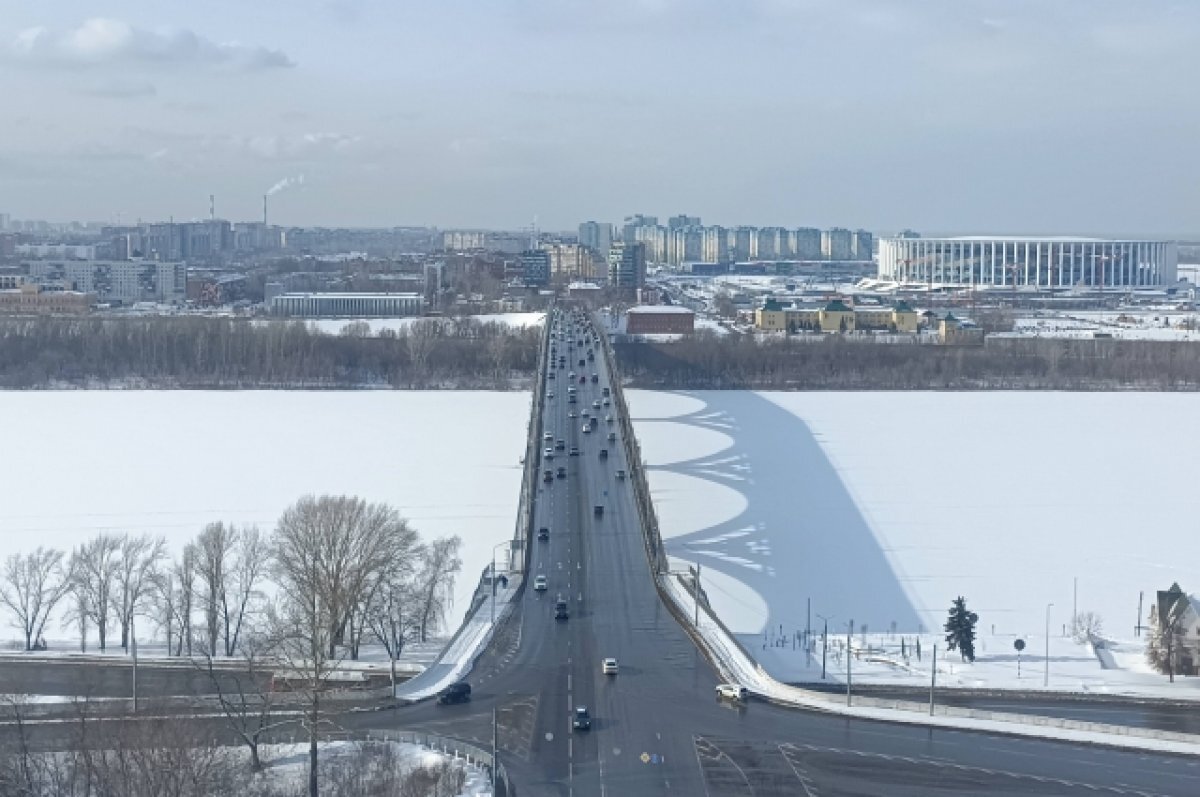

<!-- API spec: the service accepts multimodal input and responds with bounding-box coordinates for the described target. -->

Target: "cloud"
[5,18,294,70]
[243,132,362,160]
[75,80,157,98]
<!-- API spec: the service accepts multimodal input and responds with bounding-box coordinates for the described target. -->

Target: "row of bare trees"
[0,315,540,388]
[0,497,462,665]
[614,332,1200,390]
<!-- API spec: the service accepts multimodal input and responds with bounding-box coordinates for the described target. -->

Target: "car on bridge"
[544,448,554,460]
[715,683,748,703]
[607,432,616,442]
[591,373,599,383]
[582,425,591,434]
[555,597,570,620]
[569,446,579,456]
[437,681,471,705]
[599,448,608,459]
[594,505,603,516]
[534,575,547,591]
[573,706,591,730]
[543,470,553,483]
[538,527,550,541]
[602,658,619,675]
[555,439,565,451]
[556,466,566,479]
[616,469,626,480]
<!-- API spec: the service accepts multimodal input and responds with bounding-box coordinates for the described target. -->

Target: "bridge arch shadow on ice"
[635,391,923,639]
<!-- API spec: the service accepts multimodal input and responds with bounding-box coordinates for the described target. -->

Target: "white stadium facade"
[877,237,1177,288]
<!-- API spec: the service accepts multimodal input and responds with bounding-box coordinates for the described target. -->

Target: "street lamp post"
[1044,602,1054,688]
[816,614,833,680]
[491,541,511,625]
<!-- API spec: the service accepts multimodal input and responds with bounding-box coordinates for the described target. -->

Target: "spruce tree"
[944,596,979,662]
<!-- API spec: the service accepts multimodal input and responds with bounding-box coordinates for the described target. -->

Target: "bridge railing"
[510,309,553,575]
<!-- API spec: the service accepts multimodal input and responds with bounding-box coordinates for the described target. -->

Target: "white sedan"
[602,658,619,675]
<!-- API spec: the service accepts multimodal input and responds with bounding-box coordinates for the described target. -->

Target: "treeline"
[0,316,540,389]
[615,333,1200,390]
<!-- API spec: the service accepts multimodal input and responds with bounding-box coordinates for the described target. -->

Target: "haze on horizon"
[1,0,1198,237]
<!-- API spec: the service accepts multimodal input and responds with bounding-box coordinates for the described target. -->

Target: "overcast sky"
[2,1,1199,235]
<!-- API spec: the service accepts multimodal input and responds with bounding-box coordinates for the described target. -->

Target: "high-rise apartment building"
[622,214,658,244]
[702,226,729,263]
[852,229,874,261]
[732,227,756,261]
[26,260,186,305]
[822,228,854,260]
[577,221,613,256]
[794,227,822,260]
[668,214,702,230]
[608,242,646,290]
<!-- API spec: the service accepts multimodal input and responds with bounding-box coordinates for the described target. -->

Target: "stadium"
[877,236,1177,289]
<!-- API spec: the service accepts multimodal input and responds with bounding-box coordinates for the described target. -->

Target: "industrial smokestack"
[263,195,268,227]
[210,194,215,222]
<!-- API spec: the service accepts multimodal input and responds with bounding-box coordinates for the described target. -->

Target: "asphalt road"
[385,310,1200,796]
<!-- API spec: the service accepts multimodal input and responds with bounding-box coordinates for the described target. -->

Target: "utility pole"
[1136,591,1144,637]
[131,616,138,714]
[492,706,498,794]
[1044,602,1054,688]
[846,619,853,707]
[821,618,828,679]
[929,644,937,716]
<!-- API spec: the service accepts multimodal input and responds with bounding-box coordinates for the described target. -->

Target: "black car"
[556,466,567,479]
[437,681,471,705]
[555,598,570,620]
[538,527,550,541]
[573,706,591,730]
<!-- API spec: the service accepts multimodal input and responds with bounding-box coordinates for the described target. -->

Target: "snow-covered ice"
[0,391,530,642]
[629,390,1200,695]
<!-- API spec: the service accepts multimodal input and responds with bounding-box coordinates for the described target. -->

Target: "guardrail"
[263,727,515,796]
[510,310,553,574]
[592,312,669,574]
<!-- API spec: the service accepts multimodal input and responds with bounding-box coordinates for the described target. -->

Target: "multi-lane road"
[389,309,1200,796]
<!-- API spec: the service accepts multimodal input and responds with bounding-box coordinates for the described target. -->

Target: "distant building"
[794,227,822,260]
[608,242,647,290]
[938,313,985,345]
[519,249,551,287]
[270,292,424,318]
[0,282,92,315]
[754,298,919,334]
[626,305,695,335]
[667,214,701,230]
[851,229,874,261]
[821,228,853,261]
[577,221,612,256]
[878,236,1178,288]
[26,259,186,305]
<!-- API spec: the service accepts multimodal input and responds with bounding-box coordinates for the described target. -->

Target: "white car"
[534,575,547,591]
[582,425,591,434]
[602,658,619,675]
[715,683,748,702]
[544,448,554,459]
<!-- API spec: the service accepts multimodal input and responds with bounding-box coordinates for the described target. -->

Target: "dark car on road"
[573,706,591,730]
[437,681,471,705]
[538,527,550,541]
[555,598,570,620]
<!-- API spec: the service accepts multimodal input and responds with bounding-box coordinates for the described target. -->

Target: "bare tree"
[1070,611,1104,644]
[193,628,288,773]
[0,548,71,651]
[271,494,420,797]
[226,526,269,656]
[173,544,198,656]
[112,534,167,653]
[195,522,236,657]
[63,579,91,653]
[70,535,122,652]
[366,568,422,689]
[414,536,463,643]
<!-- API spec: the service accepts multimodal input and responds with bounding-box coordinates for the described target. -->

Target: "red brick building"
[625,305,695,335]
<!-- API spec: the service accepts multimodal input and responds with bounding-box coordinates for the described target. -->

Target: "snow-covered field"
[305,312,545,337]
[0,392,530,643]
[629,390,1200,694]
[999,310,1200,341]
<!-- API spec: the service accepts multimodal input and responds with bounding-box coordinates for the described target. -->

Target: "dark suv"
[437,681,471,705]
[555,598,570,620]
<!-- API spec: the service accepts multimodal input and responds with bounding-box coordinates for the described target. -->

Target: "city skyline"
[2,2,1200,235]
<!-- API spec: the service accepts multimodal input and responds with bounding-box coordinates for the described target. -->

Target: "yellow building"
[755,298,920,334]
[938,313,985,345]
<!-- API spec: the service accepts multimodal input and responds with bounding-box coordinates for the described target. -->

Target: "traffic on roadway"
[395,307,1200,797]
